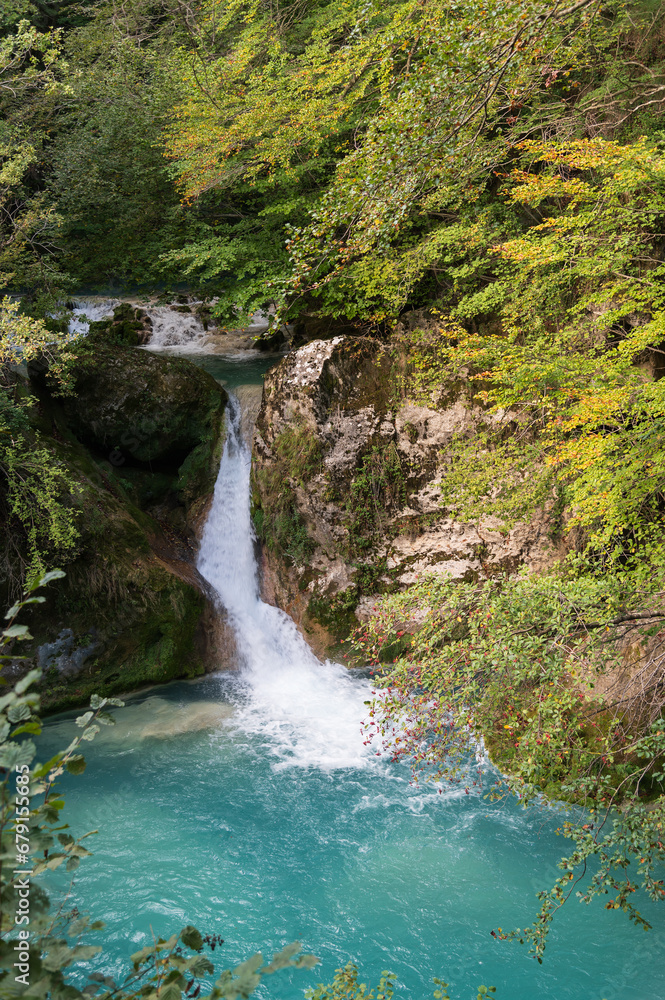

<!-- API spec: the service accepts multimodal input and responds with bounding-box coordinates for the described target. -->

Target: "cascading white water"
[196,395,372,770]
[143,304,208,351]
[66,298,208,349]
[68,297,119,336]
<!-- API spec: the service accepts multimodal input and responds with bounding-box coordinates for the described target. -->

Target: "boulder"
[0,411,233,713]
[87,303,153,346]
[48,345,226,468]
[2,342,232,710]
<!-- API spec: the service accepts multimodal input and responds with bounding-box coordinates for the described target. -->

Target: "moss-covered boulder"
[23,433,214,711]
[86,303,153,346]
[38,344,225,466]
[29,341,226,529]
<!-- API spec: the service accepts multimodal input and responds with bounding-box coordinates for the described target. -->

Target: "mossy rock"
[30,341,227,471]
[87,303,153,346]
[254,327,288,352]
[0,355,228,711]
[10,429,211,713]
[37,575,207,714]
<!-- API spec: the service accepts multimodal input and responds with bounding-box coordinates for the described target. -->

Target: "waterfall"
[196,395,371,771]
[66,298,208,349]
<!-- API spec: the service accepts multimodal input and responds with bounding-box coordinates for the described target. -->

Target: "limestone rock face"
[252,332,565,654]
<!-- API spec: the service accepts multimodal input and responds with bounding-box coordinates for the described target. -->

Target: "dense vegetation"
[3,0,665,989]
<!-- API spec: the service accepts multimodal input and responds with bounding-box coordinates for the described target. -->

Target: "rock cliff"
[252,324,567,656]
[4,336,230,710]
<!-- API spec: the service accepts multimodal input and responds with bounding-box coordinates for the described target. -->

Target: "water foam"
[197,396,371,771]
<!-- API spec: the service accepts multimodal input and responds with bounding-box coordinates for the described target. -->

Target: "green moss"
[86,303,151,347]
[307,558,397,657]
[252,421,321,566]
[31,490,209,713]
[273,422,322,482]
[0,386,216,712]
[41,582,206,713]
[346,443,406,554]
[309,587,359,634]
[252,484,314,566]
[176,408,226,510]
[32,338,227,470]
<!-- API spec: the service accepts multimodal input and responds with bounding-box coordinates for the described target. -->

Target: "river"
[38,304,665,1000]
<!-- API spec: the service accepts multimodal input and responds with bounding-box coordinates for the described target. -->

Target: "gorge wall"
[4,306,231,711]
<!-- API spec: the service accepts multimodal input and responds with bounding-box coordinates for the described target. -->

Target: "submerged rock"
[141,701,233,738]
[37,628,101,679]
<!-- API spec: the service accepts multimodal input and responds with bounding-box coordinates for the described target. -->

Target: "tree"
[354,568,665,959]
[46,0,199,289]
[165,0,660,323]
[0,9,70,303]
[0,299,79,587]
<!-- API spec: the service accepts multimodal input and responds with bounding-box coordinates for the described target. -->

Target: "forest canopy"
[3,0,665,317]
[4,0,665,579]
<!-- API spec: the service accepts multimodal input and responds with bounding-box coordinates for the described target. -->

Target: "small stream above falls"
[67,295,272,355]
[39,312,665,1000]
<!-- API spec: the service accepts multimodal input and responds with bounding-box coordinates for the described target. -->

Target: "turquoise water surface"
[41,674,665,1000]
[177,351,282,388]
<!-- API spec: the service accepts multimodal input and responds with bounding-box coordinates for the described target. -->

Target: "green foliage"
[163,0,380,322]
[413,138,665,568]
[306,963,495,1000]
[0,12,70,296]
[0,296,69,368]
[0,299,80,583]
[252,422,321,565]
[48,3,198,288]
[436,431,555,532]
[307,964,397,1000]
[164,0,665,324]
[2,439,81,580]
[346,443,405,552]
